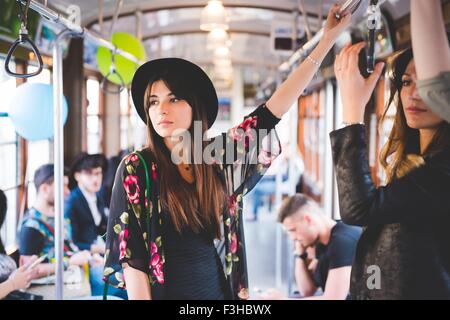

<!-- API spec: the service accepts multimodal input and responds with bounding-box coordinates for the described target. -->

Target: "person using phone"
[19,164,127,299]
[0,255,38,299]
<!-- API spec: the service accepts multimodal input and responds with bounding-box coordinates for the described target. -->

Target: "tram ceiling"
[143,34,281,66]
[41,1,412,76]
[92,18,274,40]
[48,0,332,27]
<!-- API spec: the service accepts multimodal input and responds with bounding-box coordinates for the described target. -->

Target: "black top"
[330,124,450,299]
[160,212,229,300]
[313,221,362,291]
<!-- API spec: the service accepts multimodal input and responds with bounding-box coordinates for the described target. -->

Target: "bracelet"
[306,55,320,66]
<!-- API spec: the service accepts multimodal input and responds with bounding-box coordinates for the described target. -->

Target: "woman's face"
[400,59,443,130]
[147,80,193,139]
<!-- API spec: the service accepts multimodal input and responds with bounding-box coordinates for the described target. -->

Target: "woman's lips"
[158,120,173,126]
[405,107,427,114]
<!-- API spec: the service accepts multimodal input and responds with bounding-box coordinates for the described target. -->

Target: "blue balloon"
[8,83,69,141]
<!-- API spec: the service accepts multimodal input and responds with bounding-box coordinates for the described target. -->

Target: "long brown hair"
[143,69,226,238]
[380,48,450,183]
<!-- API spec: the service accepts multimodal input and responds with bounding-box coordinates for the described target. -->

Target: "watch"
[294,252,308,261]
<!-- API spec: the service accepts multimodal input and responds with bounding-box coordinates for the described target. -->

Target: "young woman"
[331,43,450,299]
[411,0,450,122]
[103,5,350,300]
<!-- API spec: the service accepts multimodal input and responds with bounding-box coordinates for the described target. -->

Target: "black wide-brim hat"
[131,58,218,128]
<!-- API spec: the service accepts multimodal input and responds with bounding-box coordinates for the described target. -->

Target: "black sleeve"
[19,227,45,256]
[209,103,282,196]
[104,157,150,279]
[330,124,450,227]
[327,227,360,269]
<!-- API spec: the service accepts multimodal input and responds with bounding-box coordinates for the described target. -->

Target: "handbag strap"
[103,151,152,300]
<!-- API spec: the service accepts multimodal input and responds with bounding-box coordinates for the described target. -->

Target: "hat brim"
[131,58,218,128]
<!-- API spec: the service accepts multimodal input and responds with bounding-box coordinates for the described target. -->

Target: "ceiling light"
[200,0,229,31]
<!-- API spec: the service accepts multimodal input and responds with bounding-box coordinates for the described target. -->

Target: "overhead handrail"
[278,0,369,73]
[335,0,364,20]
[5,0,44,78]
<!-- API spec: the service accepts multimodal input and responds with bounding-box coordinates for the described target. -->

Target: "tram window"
[130,101,147,150]
[0,57,19,249]
[86,78,102,154]
[120,88,131,151]
[24,66,53,205]
[26,65,51,84]
[27,140,52,205]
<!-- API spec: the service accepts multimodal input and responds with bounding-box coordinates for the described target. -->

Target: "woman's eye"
[171,97,180,103]
[401,79,411,87]
[149,100,159,106]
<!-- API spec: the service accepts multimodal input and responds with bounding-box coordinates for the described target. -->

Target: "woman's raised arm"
[266,4,351,119]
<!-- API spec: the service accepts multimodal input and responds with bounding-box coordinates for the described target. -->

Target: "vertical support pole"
[53,29,72,300]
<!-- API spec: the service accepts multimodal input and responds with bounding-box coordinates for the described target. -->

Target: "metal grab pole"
[53,29,72,300]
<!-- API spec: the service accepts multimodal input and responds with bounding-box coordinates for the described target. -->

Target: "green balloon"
[97,32,146,86]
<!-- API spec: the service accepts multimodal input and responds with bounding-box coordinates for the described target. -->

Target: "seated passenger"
[266,193,361,300]
[66,153,108,255]
[0,190,38,299]
[19,164,126,299]
[0,254,38,299]
[0,189,7,256]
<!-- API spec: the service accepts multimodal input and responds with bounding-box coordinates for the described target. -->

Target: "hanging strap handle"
[5,0,44,78]
[103,151,152,300]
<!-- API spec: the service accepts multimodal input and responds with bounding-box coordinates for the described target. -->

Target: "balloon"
[8,83,68,141]
[97,32,146,86]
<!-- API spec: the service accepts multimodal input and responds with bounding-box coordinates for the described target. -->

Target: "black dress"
[161,211,229,300]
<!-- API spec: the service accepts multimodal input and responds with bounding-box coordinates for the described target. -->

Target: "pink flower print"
[257,149,276,166]
[240,116,257,132]
[238,285,249,300]
[230,233,238,254]
[153,263,165,284]
[228,127,243,142]
[128,154,139,163]
[150,242,158,255]
[118,229,129,260]
[228,116,258,148]
[151,253,161,267]
[123,175,140,204]
[152,163,157,181]
[228,195,238,217]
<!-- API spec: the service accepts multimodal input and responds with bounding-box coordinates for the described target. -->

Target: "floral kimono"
[103,103,281,299]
